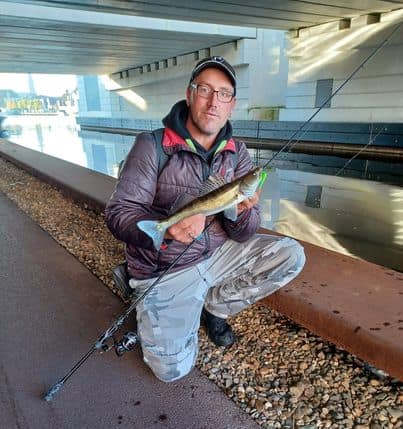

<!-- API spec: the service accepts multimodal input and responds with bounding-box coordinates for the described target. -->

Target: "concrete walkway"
[0,191,259,429]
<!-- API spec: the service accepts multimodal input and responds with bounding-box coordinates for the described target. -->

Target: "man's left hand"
[237,189,261,214]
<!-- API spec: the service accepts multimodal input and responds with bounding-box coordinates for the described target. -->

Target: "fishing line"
[44,18,402,402]
[261,20,402,170]
[334,123,386,177]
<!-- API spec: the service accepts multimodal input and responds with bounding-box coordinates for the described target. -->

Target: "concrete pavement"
[0,190,259,429]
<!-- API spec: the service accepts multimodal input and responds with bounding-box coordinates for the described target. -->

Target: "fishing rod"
[261,20,403,170]
[44,220,214,401]
[335,122,386,177]
[44,166,263,400]
[44,20,401,402]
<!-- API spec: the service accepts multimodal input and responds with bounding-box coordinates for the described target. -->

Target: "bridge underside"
[1,0,402,74]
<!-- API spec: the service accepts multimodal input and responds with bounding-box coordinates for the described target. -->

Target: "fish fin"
[137,220,166,250]
[241,185,257,199]
[223,205,238,221]
[241,173,262,198]
[199,175,227,196]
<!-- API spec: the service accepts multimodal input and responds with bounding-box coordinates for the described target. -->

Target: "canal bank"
[1,138,402,429]
[1,138,402,378]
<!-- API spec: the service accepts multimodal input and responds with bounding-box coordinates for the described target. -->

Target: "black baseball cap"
[189,56,236,95]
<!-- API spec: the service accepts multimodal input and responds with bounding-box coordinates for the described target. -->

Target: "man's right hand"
[166,213,206,244]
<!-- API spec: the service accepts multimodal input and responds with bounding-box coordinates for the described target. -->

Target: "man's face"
[186,68,236,139]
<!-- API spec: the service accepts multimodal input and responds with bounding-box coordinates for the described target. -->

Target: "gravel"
[0,157,402,429]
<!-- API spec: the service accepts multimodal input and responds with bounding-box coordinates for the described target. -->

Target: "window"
[315,79,333,108]
[83,76,100,111]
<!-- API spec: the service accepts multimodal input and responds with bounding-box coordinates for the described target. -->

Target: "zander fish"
[137,166,263,250]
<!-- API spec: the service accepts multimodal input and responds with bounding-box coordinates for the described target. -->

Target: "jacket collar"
[162,127,236,157]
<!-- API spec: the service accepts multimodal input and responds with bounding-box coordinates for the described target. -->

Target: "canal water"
[2,115,403,272]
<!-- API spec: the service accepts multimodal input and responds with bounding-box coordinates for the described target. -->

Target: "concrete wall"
[280,11,403,122]
[77,11,403,125]
[77,29,288,121]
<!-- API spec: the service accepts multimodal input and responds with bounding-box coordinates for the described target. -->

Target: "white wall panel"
[281,15,403,122]
[280,107,403,122]
[332,91,403,108]
[80,32,289,120]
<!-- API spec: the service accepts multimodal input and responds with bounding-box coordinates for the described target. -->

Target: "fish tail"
[137,220,166,250]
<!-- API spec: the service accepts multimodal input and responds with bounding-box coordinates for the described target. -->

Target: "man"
[105,56,305,382]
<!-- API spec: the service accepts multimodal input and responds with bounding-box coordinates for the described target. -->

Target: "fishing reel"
[113,331,139,357]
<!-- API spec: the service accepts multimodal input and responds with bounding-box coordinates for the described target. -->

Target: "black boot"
[112,262,133,301]
[201,308,235,347]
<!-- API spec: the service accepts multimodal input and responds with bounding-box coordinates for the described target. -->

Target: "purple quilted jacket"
[105,101,261,279]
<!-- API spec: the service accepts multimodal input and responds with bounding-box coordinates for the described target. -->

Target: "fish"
[137,166,262,250]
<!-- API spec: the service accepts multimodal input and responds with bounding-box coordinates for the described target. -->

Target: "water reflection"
[3,115,135,177]
[260,169,403,272]
[2,115,402,271]
[78,129,134,177]
[3,115,87,168]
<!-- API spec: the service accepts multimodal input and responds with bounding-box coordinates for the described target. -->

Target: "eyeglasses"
[190,83,234,103]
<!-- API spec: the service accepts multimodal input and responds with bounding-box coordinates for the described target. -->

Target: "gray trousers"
[129,234,305,382]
